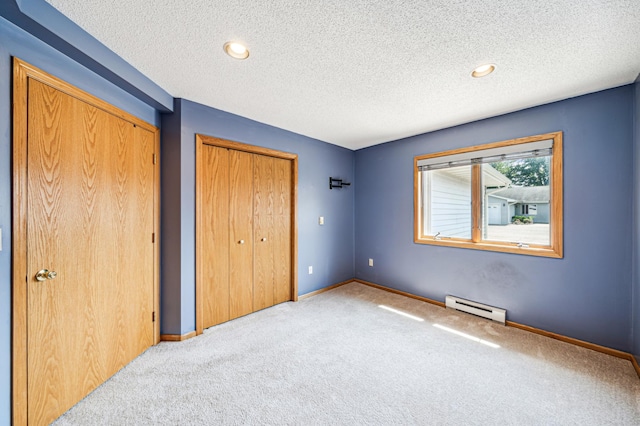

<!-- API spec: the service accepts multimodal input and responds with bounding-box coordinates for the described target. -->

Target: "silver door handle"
[35,269,57,281]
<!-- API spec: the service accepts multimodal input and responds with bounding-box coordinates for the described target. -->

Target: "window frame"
[414,132,563,258]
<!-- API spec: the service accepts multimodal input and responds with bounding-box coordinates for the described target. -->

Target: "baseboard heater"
[445,296,506,325]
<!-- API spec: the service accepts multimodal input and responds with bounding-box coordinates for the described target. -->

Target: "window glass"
[483,157,551,246]
[423,166,471,239]
[414,132,562,258]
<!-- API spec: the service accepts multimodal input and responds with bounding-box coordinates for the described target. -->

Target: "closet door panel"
[202,146,230,328]
[229,150,254,319]
[254,215,274,310]
[254,155,275,310]
[274,158,292,304]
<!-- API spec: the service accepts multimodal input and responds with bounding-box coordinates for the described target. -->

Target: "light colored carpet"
[55,282,640,425]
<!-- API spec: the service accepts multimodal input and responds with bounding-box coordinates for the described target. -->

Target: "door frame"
[11,58,161,425]
[195,134,298,335]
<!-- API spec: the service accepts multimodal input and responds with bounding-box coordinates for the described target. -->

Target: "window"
[414,132,563,258]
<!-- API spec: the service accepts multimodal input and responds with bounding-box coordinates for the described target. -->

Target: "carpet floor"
[54,282,640,425]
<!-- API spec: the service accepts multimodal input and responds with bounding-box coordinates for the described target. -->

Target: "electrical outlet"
[369,258,373,267]
[308,266,313,274]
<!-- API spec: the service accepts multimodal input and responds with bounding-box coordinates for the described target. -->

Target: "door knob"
[35,269,57,282]
[261,237,267,242]
[238,240,245,244]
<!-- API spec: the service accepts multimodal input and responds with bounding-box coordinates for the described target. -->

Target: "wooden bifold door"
[197,136,297,332]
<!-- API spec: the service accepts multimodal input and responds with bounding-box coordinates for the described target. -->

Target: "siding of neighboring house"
[515,203,550,224]
[490,186,551,224]
[425,169,471,238]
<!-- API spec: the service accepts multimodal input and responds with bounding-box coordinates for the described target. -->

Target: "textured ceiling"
[45,0,640,150]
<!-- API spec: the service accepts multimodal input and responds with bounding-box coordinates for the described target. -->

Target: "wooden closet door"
[254,155,275,310]
[26,79,155,425]
[273,157,292,304]
[201,146,230,328]
[229,150,254,319]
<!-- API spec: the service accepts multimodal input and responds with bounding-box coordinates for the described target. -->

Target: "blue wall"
[160,99,355,335]
[633,77,640,360]
[0,16,160,426]
[160,99,184,335]
[355,86,635,352]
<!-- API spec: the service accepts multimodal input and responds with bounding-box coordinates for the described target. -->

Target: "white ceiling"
[45,0,640,150]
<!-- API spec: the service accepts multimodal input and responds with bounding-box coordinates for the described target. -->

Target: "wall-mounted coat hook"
[329,177,351,189]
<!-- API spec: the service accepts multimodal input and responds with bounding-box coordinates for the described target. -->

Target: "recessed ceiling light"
[223,42,249,60]
[471,64,495,78]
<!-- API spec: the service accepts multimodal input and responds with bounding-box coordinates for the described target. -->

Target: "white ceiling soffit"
[44,0,640,150]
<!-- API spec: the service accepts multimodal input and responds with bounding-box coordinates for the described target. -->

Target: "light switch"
[308,266,313,274]
[319,216,324,225]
